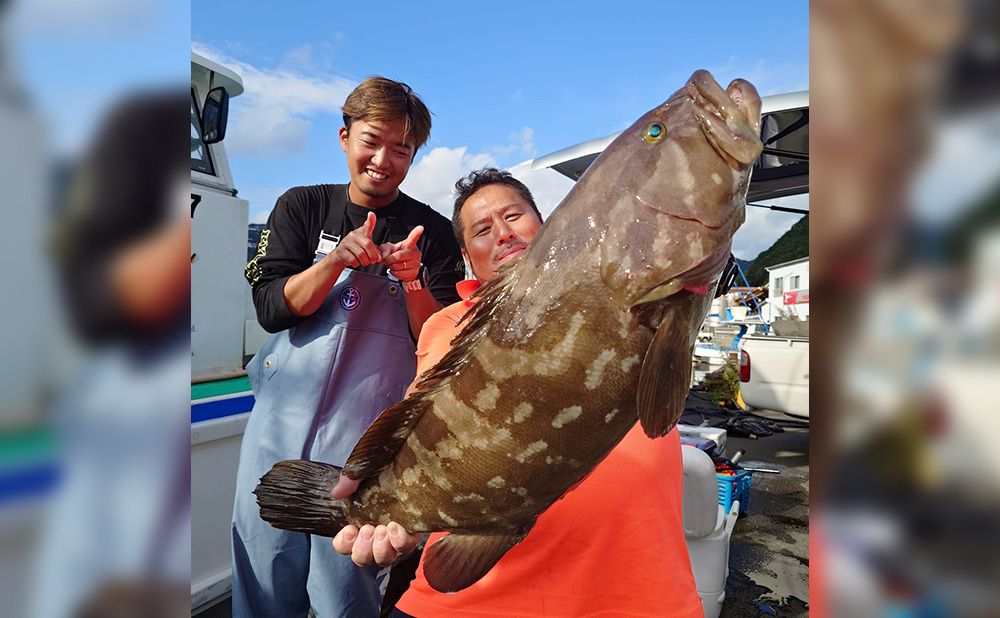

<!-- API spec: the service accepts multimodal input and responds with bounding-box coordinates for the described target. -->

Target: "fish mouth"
[676,245,732,287]
[634,191,743,231]
[686,70,763,169]
[632,247,732,307]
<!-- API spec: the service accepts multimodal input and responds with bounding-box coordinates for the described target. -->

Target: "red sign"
[783,290,809,305]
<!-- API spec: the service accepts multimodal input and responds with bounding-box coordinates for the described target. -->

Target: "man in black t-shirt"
[244,79,463,337]
[232,76,463,618]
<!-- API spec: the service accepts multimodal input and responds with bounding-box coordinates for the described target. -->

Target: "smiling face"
[460,183,543,282]
[339,117,415,208]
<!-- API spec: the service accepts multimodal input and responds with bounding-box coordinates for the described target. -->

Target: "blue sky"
[10,0,190,150]
[192,1,808,259]
[12,0,989,262]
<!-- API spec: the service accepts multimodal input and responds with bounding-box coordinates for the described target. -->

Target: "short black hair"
[451,167,541,249]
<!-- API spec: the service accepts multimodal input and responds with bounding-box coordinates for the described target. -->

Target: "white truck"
[738,335,810,419]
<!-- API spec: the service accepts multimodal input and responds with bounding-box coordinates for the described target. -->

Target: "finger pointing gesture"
[402,225,423,249]
[333,212,381,268]
[381,225,424,282]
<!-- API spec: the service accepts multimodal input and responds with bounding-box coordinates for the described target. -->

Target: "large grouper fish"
[254,69,762,593]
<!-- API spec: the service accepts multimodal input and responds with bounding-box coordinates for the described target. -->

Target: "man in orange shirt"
[332,167,702,617]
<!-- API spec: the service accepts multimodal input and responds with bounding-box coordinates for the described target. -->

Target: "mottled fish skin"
[338,70,762,532]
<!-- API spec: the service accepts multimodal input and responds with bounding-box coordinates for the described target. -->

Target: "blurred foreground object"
[0,4,56,617]
[0,1,53,429]
[812,0,1000,614]
[50,93,191,344]
[29,91,190,618]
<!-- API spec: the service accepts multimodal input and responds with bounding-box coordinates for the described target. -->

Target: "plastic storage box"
[716,469,752,514]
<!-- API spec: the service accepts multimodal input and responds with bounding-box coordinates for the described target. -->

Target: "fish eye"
[642,122,665,143]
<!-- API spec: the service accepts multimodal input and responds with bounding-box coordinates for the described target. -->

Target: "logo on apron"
[340,286,362,311]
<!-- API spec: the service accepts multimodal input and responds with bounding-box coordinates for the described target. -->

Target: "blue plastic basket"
[716,469,752,514]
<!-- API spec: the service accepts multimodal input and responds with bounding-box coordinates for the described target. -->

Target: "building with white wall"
[763,256,809,321]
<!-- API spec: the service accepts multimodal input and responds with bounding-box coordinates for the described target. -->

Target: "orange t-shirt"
[395,282,702,617]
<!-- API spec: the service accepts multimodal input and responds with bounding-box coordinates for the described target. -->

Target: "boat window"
[191,89,215,176]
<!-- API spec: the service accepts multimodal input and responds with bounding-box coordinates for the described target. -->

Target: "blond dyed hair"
[342,76,432,154]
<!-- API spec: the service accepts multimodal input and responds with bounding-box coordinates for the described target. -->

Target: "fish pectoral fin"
[423,525,534,593]
[637,314,693,438]
[342,399,429,481]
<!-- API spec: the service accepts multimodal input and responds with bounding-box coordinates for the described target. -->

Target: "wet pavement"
[721,409,810,617]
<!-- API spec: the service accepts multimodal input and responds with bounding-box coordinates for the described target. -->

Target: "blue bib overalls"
[232,269,416,617]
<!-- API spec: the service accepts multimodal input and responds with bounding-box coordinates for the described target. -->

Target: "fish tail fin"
[253,460,349,537]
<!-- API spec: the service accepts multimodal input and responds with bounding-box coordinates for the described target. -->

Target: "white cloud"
[239,185,290,224]
[506,161,575,220]
[707,55,808,97]
[230,110,313,157]
[281,44,315,69]
[400,147,496,217]
[732,195,808,260]
[492,126,537,160]
[401,145,576,223]
[279,40,342,73]
[192,42,356,157]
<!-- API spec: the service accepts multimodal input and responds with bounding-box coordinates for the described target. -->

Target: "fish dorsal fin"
[423,525,534,593]
[342,267,518,482]
[415,262,518,388]
[637,311,692,437]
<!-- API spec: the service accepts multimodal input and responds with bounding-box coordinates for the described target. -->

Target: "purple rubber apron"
[231,268,415,617]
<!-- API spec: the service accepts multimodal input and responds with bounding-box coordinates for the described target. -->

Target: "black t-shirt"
[246,184,465,333]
